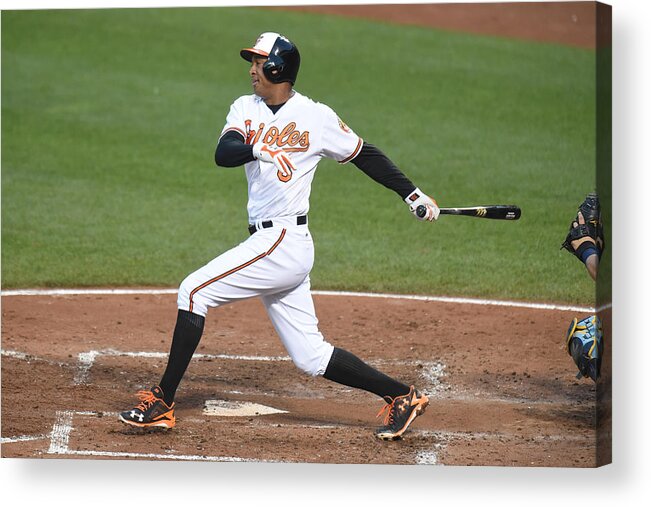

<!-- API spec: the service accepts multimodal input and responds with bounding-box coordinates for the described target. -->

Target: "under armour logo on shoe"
[130,410,144,422]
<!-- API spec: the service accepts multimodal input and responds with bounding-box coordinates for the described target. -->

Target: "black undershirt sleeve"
[214,130,255,167]
[215,134,416,200]
[350,142,416,200]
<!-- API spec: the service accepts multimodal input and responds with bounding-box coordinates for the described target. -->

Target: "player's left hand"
[252,142,296,182]
[405,188,440,222]
[569,212,595,250]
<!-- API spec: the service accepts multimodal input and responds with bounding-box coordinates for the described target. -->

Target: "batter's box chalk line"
[415,447,444,465]
[420,361,449,396]
[46,410,284,463]
[71,348,291,385]
[0,434,51,445]
[68,348,448,391]
[1,348,68,367]
[3,347,571,407]
[3,346,448,402]
[44,410,445,464]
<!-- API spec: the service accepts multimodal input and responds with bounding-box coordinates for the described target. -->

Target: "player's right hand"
[405,188,440,222]
[252,142,296,182]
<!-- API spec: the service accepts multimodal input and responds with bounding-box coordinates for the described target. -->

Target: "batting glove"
[405,188,440,221]
[252,142,296,182]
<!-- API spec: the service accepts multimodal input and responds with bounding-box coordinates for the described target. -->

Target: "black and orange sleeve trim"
[220,127,246,140]
[339,137,364,164]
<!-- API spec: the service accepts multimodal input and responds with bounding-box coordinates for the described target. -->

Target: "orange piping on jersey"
[188,229,287,313]
[339,137,363,164]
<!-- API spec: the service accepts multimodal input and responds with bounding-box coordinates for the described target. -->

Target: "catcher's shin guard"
[566,315,603,382]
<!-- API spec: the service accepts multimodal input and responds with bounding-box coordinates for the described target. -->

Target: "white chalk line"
[412,427,598,464]
[71,348,291,386]
[1,349,33,361]
[60,449,281,462]
[53,411,591,443]
[4,346,581,407]
[74,351,101,385]
[41,410,588,465]
[413,429,595,443]
[1,288,178,296]
[44,410,283,463]
[0,348,291,387]
[315,290,603,313]
[74,350,567,406]
[415,449,441,465]
[113,349,291,362]
[0,287,604,313]
[48,410,74,454]
[44,410,282,462]
[6,345,593,411]
[1,349,66,367]
[101,351,449,395]
[1,434,50,444]
[4,347,448,403]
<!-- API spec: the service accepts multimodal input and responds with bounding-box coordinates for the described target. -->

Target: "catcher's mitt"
[560,193,605,260]
[566,315,603,382]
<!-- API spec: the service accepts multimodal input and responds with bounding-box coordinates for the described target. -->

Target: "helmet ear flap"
[262,35,300,85]
[263,58,284,82]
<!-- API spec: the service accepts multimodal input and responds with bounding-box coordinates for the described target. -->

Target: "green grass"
[2,7,600,304]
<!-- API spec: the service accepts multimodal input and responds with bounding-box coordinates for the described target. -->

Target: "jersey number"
[276,159,294,183]
[277,166,293,182]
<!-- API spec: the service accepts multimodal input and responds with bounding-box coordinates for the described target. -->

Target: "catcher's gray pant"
[177,218,334,376]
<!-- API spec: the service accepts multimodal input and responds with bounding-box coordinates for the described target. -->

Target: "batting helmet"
[240,32,301,85]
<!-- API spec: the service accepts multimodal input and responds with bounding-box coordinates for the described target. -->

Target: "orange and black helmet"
[241,32,301,85]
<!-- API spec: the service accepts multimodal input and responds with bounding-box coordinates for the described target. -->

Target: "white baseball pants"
[177,217,334,376]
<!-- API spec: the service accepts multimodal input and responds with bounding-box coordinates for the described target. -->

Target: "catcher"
[560,193,605,381]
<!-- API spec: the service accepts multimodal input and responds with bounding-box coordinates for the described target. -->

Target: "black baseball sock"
[158,309,205,405]
[323,347,410,400]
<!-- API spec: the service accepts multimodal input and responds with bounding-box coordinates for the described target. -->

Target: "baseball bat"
[416,204,521,220]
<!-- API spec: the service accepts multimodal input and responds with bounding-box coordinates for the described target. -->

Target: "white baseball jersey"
[219,91,363,222]
[177,91,363,377]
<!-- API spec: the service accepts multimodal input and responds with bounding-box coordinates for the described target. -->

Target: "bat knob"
[416,205,427,218]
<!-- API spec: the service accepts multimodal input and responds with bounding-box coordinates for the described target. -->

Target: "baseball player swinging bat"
[416,204,521,220]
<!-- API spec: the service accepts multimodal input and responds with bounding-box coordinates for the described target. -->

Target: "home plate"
[203,400,288,417]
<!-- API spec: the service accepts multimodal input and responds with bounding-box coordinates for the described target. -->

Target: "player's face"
[249,56,273,98]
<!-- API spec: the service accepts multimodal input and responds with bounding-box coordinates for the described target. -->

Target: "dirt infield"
[1,3,609,467]
[1,291,602,466]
